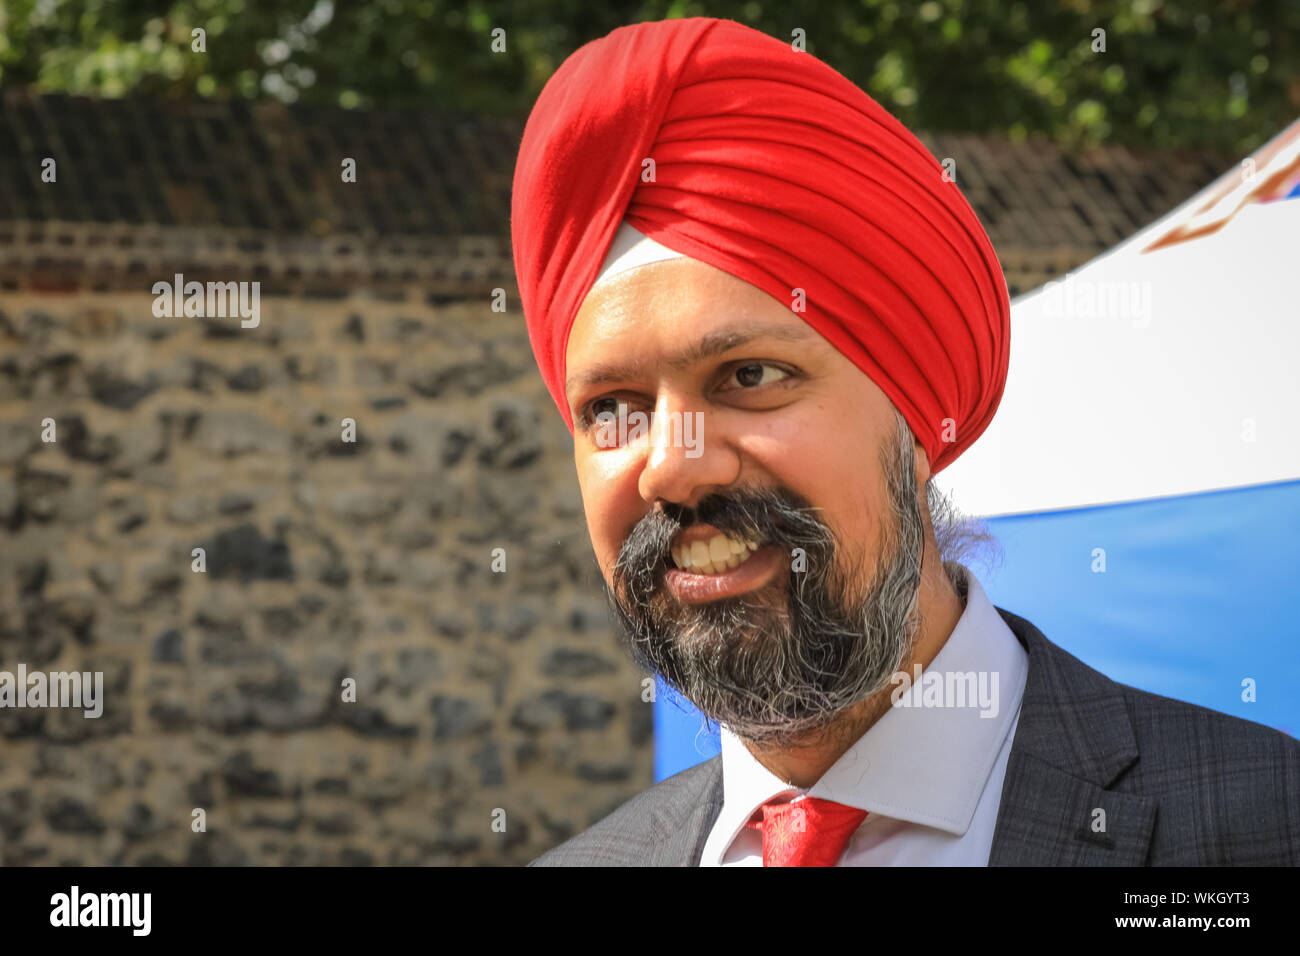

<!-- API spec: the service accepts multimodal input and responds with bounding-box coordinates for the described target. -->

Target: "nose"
[636,389,740,509]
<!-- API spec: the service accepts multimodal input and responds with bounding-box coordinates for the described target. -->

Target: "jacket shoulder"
[529,756,720,866]
[1000,603,1298,766]
[1117,678,1300,864]
[999,605,1300,863]
[1115,677,1300,787]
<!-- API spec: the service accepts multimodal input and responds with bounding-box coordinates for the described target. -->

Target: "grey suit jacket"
[531,607,1300,865]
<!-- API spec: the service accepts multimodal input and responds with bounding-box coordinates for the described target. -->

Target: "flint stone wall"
[0,288,654,866]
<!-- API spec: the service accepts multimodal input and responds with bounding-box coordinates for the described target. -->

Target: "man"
[510,17,1300,866]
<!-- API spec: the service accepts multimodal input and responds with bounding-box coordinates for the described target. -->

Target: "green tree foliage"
[1,0,1296,152]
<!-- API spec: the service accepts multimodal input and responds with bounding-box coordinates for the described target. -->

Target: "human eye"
[722,362,796,390]
[576,396,654,450]
[576,395,626,432]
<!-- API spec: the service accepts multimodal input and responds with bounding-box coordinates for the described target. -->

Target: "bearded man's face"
[564,257,930,746]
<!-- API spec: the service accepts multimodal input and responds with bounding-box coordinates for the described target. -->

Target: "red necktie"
[744,795,869,866]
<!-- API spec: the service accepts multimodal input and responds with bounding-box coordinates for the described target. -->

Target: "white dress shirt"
[700,562,1028,865]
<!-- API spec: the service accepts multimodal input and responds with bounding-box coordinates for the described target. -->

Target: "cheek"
[738,409,890,562]
[740,402,875,495]
[575,450,642,571]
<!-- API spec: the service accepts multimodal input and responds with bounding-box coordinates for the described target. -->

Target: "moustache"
[612,485,838,603]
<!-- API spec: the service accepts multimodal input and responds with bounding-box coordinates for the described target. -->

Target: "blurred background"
[0,1,1295,865]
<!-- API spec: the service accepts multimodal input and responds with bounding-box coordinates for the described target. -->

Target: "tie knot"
[743,795,869,866]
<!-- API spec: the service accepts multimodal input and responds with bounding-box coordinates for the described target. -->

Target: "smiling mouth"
[670,529,767,576]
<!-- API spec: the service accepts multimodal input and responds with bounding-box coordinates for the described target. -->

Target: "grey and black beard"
[605,415,927,749]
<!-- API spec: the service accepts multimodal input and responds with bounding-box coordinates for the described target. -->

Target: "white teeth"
[690,540,710,568]
[673,532,763,574]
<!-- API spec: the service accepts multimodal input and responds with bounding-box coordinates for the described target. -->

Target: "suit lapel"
[649,757,724,866]
[989,608,1157,865]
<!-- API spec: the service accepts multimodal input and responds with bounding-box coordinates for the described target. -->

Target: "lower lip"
[664,545,785,604]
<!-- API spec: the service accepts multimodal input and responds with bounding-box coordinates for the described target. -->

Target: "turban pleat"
[511,16,1009,474]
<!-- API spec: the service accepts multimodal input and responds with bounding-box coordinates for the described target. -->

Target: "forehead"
[566,257,808,369]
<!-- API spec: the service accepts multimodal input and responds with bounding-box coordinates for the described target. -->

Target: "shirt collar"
[711,563,1029,851]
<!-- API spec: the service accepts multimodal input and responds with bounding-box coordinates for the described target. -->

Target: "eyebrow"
[565,321,816,398]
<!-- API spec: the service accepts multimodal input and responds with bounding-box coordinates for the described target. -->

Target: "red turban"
[511,16,1009,475]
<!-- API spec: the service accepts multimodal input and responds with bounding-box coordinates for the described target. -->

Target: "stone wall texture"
[0,287,654,865]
